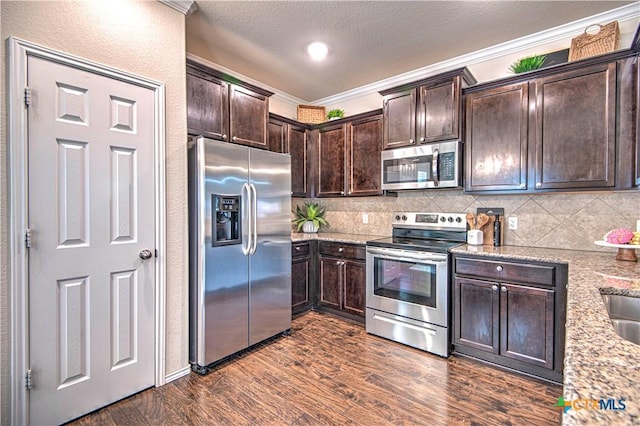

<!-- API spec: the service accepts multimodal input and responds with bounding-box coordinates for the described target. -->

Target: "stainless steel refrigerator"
[188,136,292,373]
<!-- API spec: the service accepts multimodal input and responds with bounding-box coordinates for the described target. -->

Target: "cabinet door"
[534,62,616,190]
[500,284,554,369]
[465,83,529,192]
[453,277,499,354]
[268,118,286,153]
[292,257,310,314]
[348,115,383,196]
[636,59,640,187]
[317,125,345,197]
[342,259,365,317]
[383,89,416,149]
[418,77,460,143]
[318,256,341,309]
[229,84,269,149]
[287,125,308,197]
[187,72,228,140]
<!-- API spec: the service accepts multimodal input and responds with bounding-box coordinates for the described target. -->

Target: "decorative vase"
[302,221,319,233]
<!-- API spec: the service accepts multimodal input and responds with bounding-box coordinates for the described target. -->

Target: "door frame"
[6,37,167,425]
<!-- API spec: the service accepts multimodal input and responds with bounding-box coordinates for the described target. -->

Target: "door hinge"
[25,229,32,249]
[155,249,159,258]
[25,369,32,390]
[24,87,31,107]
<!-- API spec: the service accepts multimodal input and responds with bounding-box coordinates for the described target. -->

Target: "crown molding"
[311,3,640,106]
[186,52,306,109]
[158,0,197,16]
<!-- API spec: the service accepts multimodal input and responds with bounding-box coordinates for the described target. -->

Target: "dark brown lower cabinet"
[452,255,566,383]
[317,241,366,321]
[291,242,313,315]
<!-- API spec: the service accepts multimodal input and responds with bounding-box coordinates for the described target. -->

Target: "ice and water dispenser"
[212,194,241,246]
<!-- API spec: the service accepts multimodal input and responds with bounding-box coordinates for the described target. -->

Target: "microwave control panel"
[439,152,455,181]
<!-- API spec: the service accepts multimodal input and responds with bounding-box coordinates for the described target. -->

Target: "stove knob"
[455,217,462,223]
[401,215,407,221]
[395,215,401,221]
[447,216,454,222]
[440,216,446,222]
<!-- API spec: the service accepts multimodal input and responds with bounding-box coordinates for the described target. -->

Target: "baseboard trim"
[164,366,191,384]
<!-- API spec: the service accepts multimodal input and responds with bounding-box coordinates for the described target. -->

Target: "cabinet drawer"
[292,242,310,258]
[318,241,365,260]
[455,257,555,287]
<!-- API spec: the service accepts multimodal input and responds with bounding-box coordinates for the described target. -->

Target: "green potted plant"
[508,54,548,74]
[326,108,345,120]
[293,201,328,233]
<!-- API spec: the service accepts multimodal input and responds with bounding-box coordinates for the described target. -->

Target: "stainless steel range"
[365,212,467,357]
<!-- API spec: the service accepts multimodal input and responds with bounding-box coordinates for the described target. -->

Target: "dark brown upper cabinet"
[465,82,529,192]
[464,53,638,193]
[347,114,383,196]
[380,68,476,150]
[418,77,461,143]
[187,60,273,149]
[268,114,310,197]
[229,84,269,149]
[268,116,286,153]
[312,111,383,197]
[533,62,616,190]
[381,89,416,149]
[316,124,346,197]
[187,69,228,140]
[287,124,309,197]
[635,56,640,187]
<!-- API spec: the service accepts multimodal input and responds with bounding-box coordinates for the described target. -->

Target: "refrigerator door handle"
[241,182,251,256]
[250,183,258,255]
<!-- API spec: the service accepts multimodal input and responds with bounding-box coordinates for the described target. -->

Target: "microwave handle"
[432,148,439,186]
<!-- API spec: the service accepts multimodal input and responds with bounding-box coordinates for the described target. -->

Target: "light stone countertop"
[450,245,640,425]
[291,232,387,245]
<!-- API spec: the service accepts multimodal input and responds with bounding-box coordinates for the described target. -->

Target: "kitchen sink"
[601,294,640,345]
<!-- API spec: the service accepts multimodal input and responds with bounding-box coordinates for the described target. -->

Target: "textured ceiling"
[186,1,634,101]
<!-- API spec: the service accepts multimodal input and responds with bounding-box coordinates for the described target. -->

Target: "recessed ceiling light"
[307,42,328,61]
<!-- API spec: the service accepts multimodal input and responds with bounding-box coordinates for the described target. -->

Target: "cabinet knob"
[232,136,237,142]
[492,285,498,291]
[336,260,341,265]
[409,139,415,144]
[295,246,301,251]
[535,182,542,188]
[501,286,507,292]
[496,265,503,272]
[340,191,345,195]
[222,134,227,140]
[341,261,346,266]
[420,137,426,142]
[519,183,526,188]
[338,247,344,252]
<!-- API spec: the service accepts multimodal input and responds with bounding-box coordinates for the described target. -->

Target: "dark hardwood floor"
[70,311,562,425]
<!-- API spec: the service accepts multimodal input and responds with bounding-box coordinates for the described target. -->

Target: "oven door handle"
[372,313,437,335]
[366,248,447,264]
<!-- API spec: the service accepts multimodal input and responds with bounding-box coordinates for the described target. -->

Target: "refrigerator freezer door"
[201,139,250,365]
[248,149,292,345]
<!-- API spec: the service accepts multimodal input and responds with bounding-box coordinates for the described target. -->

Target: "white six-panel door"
[27,55,156,425]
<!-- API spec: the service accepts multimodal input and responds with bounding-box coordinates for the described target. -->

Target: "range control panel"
[392,212,467,231]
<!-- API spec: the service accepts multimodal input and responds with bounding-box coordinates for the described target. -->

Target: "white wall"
[0,1,188,422]
[322,17,640,115]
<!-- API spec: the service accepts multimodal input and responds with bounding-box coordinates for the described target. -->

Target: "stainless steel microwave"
[381,141,461,190]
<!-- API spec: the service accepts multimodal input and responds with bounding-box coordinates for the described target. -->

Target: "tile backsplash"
[294,190,640,252]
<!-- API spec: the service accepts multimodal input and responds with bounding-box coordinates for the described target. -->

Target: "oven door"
[366,246,448,327]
